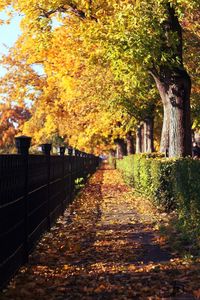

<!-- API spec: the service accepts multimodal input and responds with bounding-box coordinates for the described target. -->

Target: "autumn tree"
[88,0,199,157]
[0,103,30,151]
[0,53,44,150]
[0,0,199,156]
[0,5,138,153]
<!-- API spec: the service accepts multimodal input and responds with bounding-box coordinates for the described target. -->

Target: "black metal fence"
[0,137,100,289]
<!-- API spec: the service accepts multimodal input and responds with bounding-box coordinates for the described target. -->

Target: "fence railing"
[0,136,101,289]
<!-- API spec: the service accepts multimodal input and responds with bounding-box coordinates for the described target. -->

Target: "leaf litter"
[1,164,200,299]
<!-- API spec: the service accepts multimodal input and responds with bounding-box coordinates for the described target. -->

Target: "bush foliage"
[117,154,200,228]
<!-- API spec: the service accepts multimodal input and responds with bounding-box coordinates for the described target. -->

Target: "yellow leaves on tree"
[0,0,199,153]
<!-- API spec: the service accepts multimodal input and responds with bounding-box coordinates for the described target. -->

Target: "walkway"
[0,165,199,299]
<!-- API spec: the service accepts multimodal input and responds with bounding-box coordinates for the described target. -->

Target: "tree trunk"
[154,77,170,153]
[126,131,135,155]
[150,3,192,157]
[154,69,192,157]
[168,70,192,157]
[144,118,154,153]
[114,138,127,158]
[140,123,144,153]
[136,126,142,153]
[160,102,170,153]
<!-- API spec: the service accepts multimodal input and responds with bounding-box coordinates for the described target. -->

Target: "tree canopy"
[0,0,199,155]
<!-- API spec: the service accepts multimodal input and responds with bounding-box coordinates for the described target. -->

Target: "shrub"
[117,154,200,228]
[174,159,200,228]
[150,159,176,210]
[117,155,134,185]
[139,157,152,196]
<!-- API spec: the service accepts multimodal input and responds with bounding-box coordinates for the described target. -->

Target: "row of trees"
[0,0,199,157]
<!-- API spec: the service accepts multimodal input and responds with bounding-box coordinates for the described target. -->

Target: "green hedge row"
[117,154,200,227]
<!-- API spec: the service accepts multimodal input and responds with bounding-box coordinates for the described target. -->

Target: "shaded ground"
[1,164,200,299]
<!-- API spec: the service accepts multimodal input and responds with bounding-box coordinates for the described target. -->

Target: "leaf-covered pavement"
[1,164,200,299]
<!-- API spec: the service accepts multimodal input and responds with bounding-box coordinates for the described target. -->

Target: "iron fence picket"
[0,148,100,289]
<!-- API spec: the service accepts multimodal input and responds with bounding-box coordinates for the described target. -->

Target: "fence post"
[14,135,31,262]
[67,147,73,201]
[41,144,52,230]
[59,146,66,214]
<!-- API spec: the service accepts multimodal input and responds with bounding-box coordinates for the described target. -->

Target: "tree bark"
[126,131,135,155]
[168,70,192,157]
[114,138,127,158]
[143,118,154,153]
[160,103,170,153]
[150,3,192,157]
[154,69,192,157]
[153,76,170,153]
[136,126,142,153]
[140,123,144,153]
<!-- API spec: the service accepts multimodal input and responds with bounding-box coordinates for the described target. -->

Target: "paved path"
[0,165,197,299]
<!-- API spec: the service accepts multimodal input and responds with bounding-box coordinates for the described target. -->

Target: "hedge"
[117,154,200,227]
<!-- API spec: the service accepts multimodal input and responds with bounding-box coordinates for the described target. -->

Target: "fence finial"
[15,136,32,155]
[67,147,73,156]
[40,144,52,155]
[59,146,66,156]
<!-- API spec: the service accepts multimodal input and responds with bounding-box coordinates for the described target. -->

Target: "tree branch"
[37,2,97,21]
[148,62,160,80]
